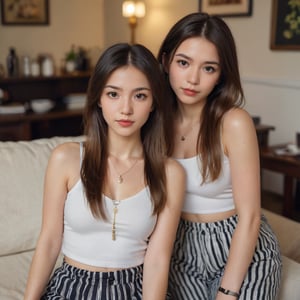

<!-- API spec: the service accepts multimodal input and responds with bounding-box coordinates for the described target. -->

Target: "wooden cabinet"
[0,72,90,141]
[255,124,275,149]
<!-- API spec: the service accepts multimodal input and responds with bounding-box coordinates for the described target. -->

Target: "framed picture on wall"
[1,0,49,25]
[270,0,300,50]
[199,0,252,17]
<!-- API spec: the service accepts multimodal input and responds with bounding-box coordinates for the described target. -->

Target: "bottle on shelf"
[22,56,31,77]
[76,47,89,71]
[30,59,40,77]
[65,45,77,73]
[41,55,55,77]
[6,47,19,77]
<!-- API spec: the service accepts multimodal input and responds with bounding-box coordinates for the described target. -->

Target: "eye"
[107,91,119,99]
[135,92,147,101]
[203,65,218,73]
[177,59,189,67]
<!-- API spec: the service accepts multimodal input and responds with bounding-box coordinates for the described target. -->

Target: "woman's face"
[167,37,221,106]
[99,65,153,139]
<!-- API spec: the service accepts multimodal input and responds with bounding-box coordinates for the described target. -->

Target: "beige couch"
[0,136,300,300]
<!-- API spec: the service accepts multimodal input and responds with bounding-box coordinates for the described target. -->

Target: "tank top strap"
[79,142,84,167]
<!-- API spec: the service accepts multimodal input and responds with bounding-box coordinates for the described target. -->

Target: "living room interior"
[1,0,299,221]
[0,1,300,299]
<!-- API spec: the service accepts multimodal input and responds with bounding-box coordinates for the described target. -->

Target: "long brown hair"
[81,43,172,219]
[158,12,245,182]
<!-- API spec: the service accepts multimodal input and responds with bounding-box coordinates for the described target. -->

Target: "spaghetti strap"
[79,142,84,167]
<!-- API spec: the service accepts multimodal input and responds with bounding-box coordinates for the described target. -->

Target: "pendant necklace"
[180,122,199,141]
[112,200,120,240]
[109,156,140,240]
[109,156,139,184]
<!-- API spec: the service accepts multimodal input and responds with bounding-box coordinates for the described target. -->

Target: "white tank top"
[62,144,157,268]
[176,155,235,214]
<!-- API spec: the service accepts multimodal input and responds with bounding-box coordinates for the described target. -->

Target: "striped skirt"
[167,214,282,300]
[41,262,143,300]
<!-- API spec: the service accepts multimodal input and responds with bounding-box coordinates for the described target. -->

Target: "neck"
[107,136,143,159]
[176,101,204,122]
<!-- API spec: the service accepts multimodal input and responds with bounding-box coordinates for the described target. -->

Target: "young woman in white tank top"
[158,13,281,300]
[24,43,185,300]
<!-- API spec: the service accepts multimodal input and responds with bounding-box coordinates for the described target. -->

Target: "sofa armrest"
[262,208,300,263]
[277,256,300,300]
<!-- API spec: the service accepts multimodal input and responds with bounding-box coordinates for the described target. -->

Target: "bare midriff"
[64,256,126,272]
[181,208,236,223]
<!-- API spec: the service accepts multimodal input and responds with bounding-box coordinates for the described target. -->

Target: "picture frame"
[199,0,252,17]
[270,0,300,50]
[1,0,49,25]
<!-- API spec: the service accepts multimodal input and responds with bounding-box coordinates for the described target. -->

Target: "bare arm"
[24,143,80,300]
[142,158,186,300]
[216,108,261,299]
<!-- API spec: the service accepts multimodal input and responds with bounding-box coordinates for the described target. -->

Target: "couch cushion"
[0,136,84,256]
[262,208,300,263]
[277,255,300,300]
[0,250,63,300]
[0,251,33,300]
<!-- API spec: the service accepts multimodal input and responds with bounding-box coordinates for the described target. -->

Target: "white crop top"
[176,155,235,214]
[62,144,157,268]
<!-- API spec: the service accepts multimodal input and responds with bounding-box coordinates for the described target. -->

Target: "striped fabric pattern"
[167,215,282,300]
[41,262,143,300]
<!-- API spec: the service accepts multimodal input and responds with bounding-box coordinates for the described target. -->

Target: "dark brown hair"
[158,12,244,182]
[81,43,172,219]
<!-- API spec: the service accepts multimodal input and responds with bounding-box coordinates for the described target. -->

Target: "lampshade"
[122,1,145,18]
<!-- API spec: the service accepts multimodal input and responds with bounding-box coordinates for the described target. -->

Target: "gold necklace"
[179,123,199,141]
[109,156,139,184]
[112,200,120,240]
[109,156,139,240]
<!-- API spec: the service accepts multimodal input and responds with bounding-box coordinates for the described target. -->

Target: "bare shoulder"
[48,142,81,171]
[50,142,80,162]
[222,108,256,143]
[223,107,254,132]
[164,157,186,181]
[222,108,258,155]
[47,142,81,189]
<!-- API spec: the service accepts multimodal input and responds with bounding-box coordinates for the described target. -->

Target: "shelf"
[0,73,89,141]
[0,71,91,84]
[0,108,83,123]
[0,71,91,103]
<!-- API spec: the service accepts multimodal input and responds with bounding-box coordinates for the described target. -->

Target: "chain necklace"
[109,156,139,184]
[109,155,140,240]
[179,122,199,141]
[112,200,120,240]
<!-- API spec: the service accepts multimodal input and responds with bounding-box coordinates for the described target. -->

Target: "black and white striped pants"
[41,262,143,300]
[167,214,282,300]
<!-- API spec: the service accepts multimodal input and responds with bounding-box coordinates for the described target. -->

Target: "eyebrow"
[104,85,151,91]
[175,53,220,66]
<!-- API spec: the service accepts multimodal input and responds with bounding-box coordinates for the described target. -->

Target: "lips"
[183,88,198,96]
[117,120,134,127]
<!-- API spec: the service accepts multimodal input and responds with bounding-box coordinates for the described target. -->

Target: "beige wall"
[1,0,299,194]
[0,0,104,72]
[104,0,198,54]
[104,0,300,78]
[104,0,300,195]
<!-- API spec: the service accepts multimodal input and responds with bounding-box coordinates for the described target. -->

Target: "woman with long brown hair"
[24,43,185,300]
[158,13,281,300]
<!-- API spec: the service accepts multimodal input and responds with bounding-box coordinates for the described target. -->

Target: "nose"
[187,67,200,85]
[121,97,133,115]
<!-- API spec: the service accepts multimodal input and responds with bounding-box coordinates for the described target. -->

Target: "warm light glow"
[122,1,146,44]
[122,1,145,18]
[134,2,145,18]
[122,1,135,17]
